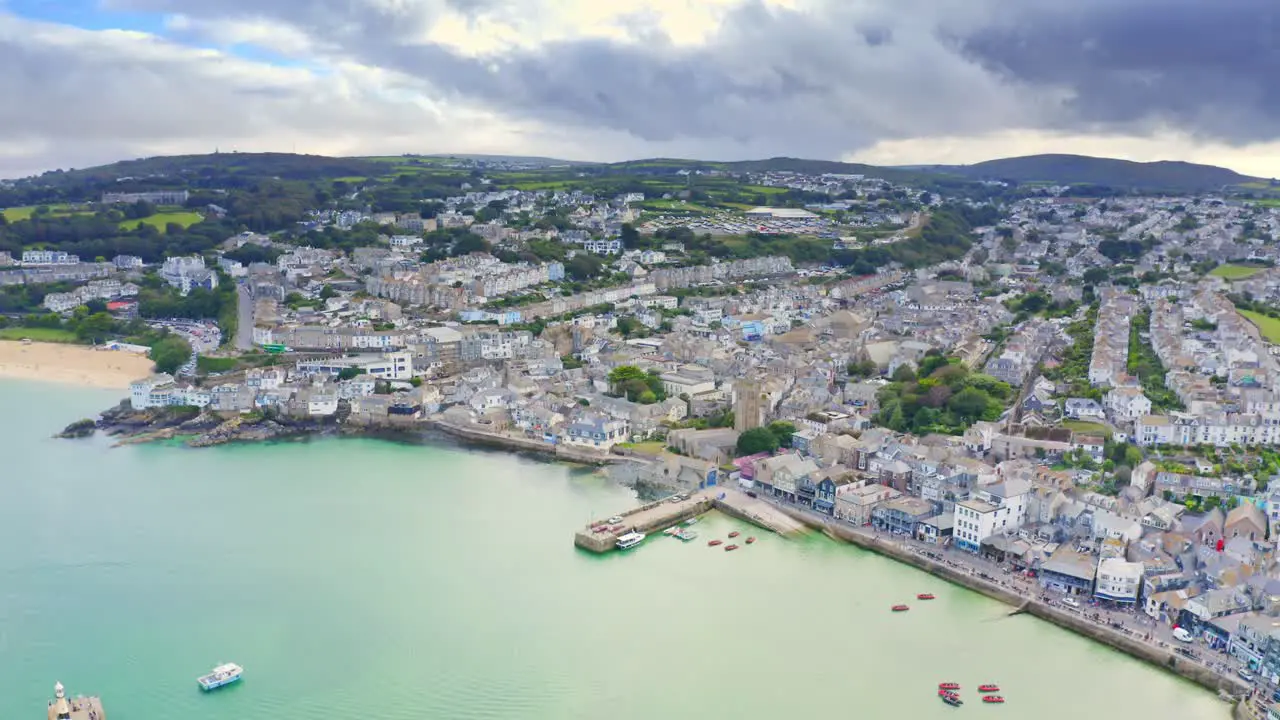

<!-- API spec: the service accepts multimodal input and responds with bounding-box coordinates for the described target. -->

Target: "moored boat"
[941,694,962,707]
[663,526,680,536]
[198,662,243,691]
[725,544,739,551]
[938,683,960,690]
[615,531,646,550]
[745,536,756,544]
[728,531,740,538]
[708,539,723,547]
[683,517,699,526]
[892,604,910,612]
[983,696,1004,704]
[978,684,1000,692]
[917,593,936,600]
[675,529,698,541]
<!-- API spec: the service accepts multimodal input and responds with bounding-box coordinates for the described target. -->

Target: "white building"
[582,239,622,255]
[953,478,1030,553]
[1106,387,1153,423]
[1094,557,1144,604]
[22,250,79,265]
[130,374,176,409]
[388,235,423,249]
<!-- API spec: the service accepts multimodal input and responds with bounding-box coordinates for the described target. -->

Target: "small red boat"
[745,537,756,544]
[938,683,960,690]
[708,539,723,547]
[892,604,910,612]
[728,531,740,538]
[978,685,1000,693]
[725,544,739,551]
[982,696,1004,704]
[917,593,936,600]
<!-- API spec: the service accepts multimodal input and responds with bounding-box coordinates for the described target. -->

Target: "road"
[235,283,254,351]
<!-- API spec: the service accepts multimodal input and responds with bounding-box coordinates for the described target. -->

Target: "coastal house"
[638,454,718,491]
[870,496,936,536]
[754,454,819,503]
[834,482,900,526]
[811,466,857,516]
[562,412,629,450]
[1038,546,1098,597]
[129,373,176,410]
[1094,557,1145,605]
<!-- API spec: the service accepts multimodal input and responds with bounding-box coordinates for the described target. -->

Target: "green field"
[1240,309,1280,343]
[0,327,80,343]
[1210,263,1267,280]
[1,204,92,222]
[1062,420,1110,434]
[119,211,204,233]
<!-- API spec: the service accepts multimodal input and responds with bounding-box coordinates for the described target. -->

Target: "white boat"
[675,529,698,541]
[616,531,646,550]
[198,662,243,691]
[663,526,680,536]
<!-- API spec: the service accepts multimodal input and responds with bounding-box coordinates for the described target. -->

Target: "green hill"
[937,154,1260,192]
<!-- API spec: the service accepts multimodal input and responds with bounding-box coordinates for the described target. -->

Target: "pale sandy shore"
[0,340,155,389]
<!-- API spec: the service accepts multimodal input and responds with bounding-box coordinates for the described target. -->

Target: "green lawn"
[0,326,80,343]
[742,185,788,195]
[119,211,204,233]
[196,355,239,374]
[617,441,666,456]
[1241,309,1280,343]
[1210,263,1267,280]
[1,204,92,222]
[1062,420,1110,434]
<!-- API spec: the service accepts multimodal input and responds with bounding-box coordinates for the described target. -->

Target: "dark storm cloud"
[958,0,1280,142]
[67,0,1280,156]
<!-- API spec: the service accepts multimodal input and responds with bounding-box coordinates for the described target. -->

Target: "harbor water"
[0,380,1229,719]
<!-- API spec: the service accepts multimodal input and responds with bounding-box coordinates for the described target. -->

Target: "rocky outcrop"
[186,414,337,447]
[56,419,98,439]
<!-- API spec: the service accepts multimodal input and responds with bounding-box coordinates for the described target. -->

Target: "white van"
[1173,627,1194,643]
[1061,596,1080,608]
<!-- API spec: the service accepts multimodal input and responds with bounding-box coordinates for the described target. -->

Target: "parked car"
[746,491,758,498]
[1061,597,1080,608]
[1173,627,1194,643]
[1238,669,1255,683]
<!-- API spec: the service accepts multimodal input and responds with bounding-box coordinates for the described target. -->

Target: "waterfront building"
[870,496,936,536]
[1038,546,1098,596]
[562,413,630,450]
[1094,557,1145,604]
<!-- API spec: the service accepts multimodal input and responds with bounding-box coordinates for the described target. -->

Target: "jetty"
[574,486,804,552]
[48,682,104,720]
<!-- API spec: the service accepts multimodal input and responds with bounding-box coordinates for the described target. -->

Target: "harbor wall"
[574,497,715,553]
[427,419,644,466]
[778,506,1249,698]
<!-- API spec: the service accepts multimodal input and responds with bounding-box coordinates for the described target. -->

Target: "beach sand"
[0,341,155,389]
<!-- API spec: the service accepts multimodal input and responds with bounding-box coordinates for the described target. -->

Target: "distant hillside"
[607,157,940,185]
[937,154,1260,192]
[27,153,384,185]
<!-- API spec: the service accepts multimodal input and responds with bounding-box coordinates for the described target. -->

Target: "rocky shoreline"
[56,403,644,466]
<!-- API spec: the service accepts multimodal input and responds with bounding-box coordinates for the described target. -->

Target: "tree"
[565,253,603,281]
[891,365,917,383]
[948,387,991,421]
[148,335,192,375]
[768,421,797,448]
[337,367,365,381]
[737,427,780,455]
[74,312,115,343]
[607,365,647,393]
[1083,267,1109,286]
[620,223,641,248]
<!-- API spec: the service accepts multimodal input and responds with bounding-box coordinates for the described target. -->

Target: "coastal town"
[8,156,1280,717]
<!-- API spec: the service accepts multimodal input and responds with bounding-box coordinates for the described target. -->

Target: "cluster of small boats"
[706,527,755,552]
[937,683,1005,708]
[890,593,937,612]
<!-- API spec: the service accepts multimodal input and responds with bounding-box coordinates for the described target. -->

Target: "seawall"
[427,419,645,466]
[779,506,1249,699]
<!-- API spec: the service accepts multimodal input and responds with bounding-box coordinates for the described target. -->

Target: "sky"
[2,0,1279,178]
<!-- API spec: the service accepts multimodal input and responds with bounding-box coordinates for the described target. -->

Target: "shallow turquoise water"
[0,380,1228,718]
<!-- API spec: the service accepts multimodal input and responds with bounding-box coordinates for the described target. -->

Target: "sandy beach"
[0,341,155,389]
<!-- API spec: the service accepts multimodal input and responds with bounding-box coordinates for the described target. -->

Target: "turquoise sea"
[0,379,1229,718]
